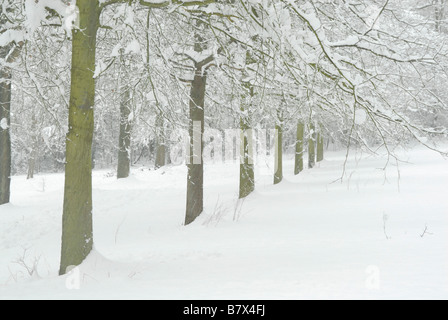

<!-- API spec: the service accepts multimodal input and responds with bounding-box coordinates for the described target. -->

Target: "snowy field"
[0,146,447,300]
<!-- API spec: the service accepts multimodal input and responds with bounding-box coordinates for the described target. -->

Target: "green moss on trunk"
[59,0,99,275]
[0,68,11,205]
[274,123,283,185]
[294,121,304,175]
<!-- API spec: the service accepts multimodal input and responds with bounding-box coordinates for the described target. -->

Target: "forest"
[0,0,447,300]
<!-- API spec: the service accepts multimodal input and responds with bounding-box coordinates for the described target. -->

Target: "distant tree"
[294,121,304,175]
[317,124,324,163]
[0,1,23,205]
[308,122,316,169]
[274,110,284,185]
[117,84,132,179]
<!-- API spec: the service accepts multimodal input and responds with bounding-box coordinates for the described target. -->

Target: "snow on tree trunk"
[59,0,98,276]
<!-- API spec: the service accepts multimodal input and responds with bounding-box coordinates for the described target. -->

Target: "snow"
[124,40,141,56]
[0,29,25,47]
[0,147,447,299]
[0,118,8,130]
[355,108,367,125]
[24,0,70,34]
[180,49,215,64]
[93,60,107,79]
[0,0,76,46]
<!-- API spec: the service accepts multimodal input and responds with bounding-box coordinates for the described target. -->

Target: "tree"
[274,112,283,185]
[0,44,13,205]
[59,0,99,275]
[154,113,166,170]
[308,122,316,169]
[60,0,215,273]
[316,125,324,163]
[1,0,446,276]
[185,67,206,225]
[239,104,254,198]
[117,84,132,179]
[185,20,209,225]
[294,121,304,175]
[239,70,255,198]
[0,0,23,204]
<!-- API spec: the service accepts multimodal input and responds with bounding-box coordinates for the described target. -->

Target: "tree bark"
[274,122,283,185]
[59,0,98,275]
[239,112,254,199]
[27,115,38,180]
[117,86,131,179]
[185,65,206,225]
[154,113,166,170]
[155,144,166,169]
[294,121,304,175]
[0,40,19,205]
[0,67,11,205]
[317,125,324,163]
[308,122,316,169]
[0,39,21,205]
[27,153,36,180]
[239,55,255,198]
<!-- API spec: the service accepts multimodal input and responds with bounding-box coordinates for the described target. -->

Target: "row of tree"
[1,0,447,275]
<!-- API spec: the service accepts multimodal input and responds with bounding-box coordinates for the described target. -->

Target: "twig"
[420,225,434,238]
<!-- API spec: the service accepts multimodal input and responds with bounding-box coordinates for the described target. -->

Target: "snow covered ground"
[0,146,447,300]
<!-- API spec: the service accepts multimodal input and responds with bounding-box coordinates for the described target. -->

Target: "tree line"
[0,0,447,275]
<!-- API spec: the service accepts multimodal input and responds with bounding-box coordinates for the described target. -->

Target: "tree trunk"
[154,113,166,170]
[92,139,97,169]
[0,39,20,205]
[239,113,254,199]
[317,125,324,163]
[294,121,304,175]
[308,122,316,169]
[0,19,23,205]
[27,115,38,180]
[435,0,442,32]
[59,0,98,275]
[27,152,36,180]
[117,87,131,179]
[274,122,283,185]
[239,72,255,197]
[0,67,11,205]
[185,65,206,225]
[155,144,166,169]
[148,139,155,163]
